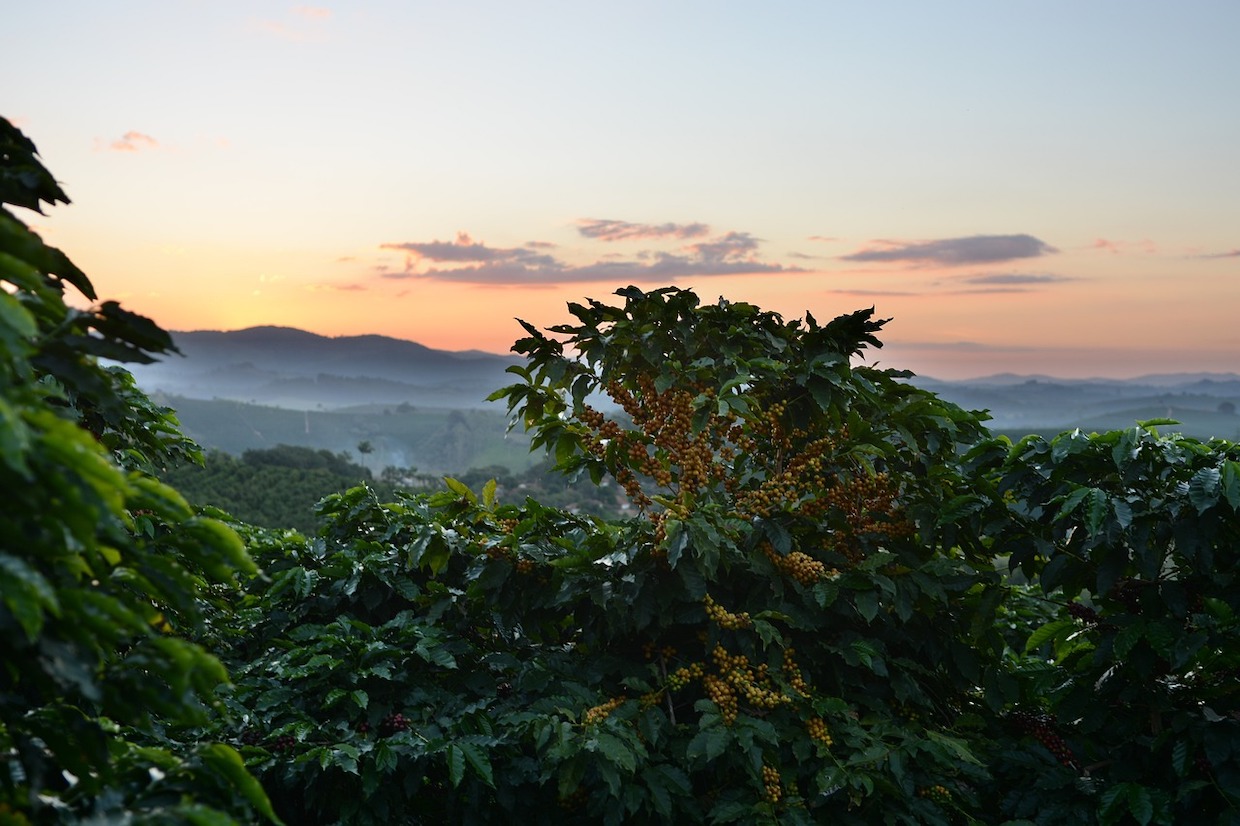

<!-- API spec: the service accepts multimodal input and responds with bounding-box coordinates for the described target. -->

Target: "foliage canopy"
[0,116,277,824]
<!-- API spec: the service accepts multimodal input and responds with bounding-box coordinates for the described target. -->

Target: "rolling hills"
[123,327,1240,476]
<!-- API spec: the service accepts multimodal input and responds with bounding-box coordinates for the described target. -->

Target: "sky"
[4,1,1239,380]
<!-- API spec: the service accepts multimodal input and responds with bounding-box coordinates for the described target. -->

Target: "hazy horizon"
[154,322,1240,386]
[4,2,1238,381]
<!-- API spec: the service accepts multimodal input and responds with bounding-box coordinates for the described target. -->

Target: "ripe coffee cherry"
[1066,602,1099,623]
[270,734,296,752]
[380,712,409,736]
[1010,710,1078,769]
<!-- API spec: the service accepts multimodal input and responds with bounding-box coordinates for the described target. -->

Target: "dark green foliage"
[0,116,276,823]
[983,423,1240,824]
[206,286,1009,823]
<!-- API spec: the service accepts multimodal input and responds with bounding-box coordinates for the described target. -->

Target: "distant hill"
[118,327,1240,469]
[124,326,523,410]
[917,374,1240,441]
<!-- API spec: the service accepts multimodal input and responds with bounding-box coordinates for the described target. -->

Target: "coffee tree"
[983,424,1240,824]
[0,117,278,823]
[212,286,1009,823]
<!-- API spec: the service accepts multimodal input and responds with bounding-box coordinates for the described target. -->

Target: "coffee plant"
[0,117,278,823]
[980,423,1240,824]
[205,286,1016,823]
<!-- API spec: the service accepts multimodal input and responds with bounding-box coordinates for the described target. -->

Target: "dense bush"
[203,287,1011,823]
[983,424,1240,823]
[0,117,277,823]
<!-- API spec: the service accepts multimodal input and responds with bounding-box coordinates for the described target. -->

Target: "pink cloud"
[104,131,159,152]
[294,6,332,19]
[249,7,330,42]
[376,228,799,285]
[1089,238,1158,255]
[307,283,366,292]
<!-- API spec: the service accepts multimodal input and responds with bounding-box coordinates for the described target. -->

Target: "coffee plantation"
[4,118,1239,824]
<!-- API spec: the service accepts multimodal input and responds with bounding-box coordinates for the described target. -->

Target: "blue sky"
[4,1,1238,378]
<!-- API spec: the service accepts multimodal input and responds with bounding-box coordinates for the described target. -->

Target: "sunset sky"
[4,1,1238,379]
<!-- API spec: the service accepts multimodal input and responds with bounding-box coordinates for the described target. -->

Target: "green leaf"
[443,476,477,504]
[1053,486,1091,523]
[0,397,32,476]
[854,590,879,623]
[1188,467,1221,514]
[1084,488,1108,536]
[596,731,637,773]
[0,551,60,640]
[374,741,399,774]
[1125,783,1154,825]
[1113,620,1146,660]
[1025,618,1075,653]
[1221,460,1240,510]
[459,741,495,787]
[446,743,466,787]
[0,289,37,349]
[200,743,285,824]
[687,726,729,765]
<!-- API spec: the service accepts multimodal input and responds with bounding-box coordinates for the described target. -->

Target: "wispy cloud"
[1198,248,1240,259]
[1090,238,1158,255]
[293,5,332,19]
[249,6,331,41]
[382,232,556,266]
[962,273,1073,285]
[307,282,366,292]
[377,227,798,285]
[842,234,1057,266]
[576,218,711,242]
[101,131,159,152]
[826,288,920,297]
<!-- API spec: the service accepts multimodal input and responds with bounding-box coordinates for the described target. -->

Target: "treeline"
[163,446,392,533]
[164,447,635,533]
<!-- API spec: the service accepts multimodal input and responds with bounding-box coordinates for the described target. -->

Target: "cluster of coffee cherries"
[583,695,627,726]
[666,662,705,691]
[269,734,297,753]
[918,785,953,805]
[734,432,839,519]
[642,641,678,661]
[379,711,410,736]
[806,716,833,747]
[702,673,739,726]
[759,541,835,587]
[816,472,914,564]
[1010,710,1077,768]
[761,764,783,803]
[1066,601,1099,624]
[705,644,791,725]
[484,542,512,561]
[782,648,810,698]
[704,593,752,630]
